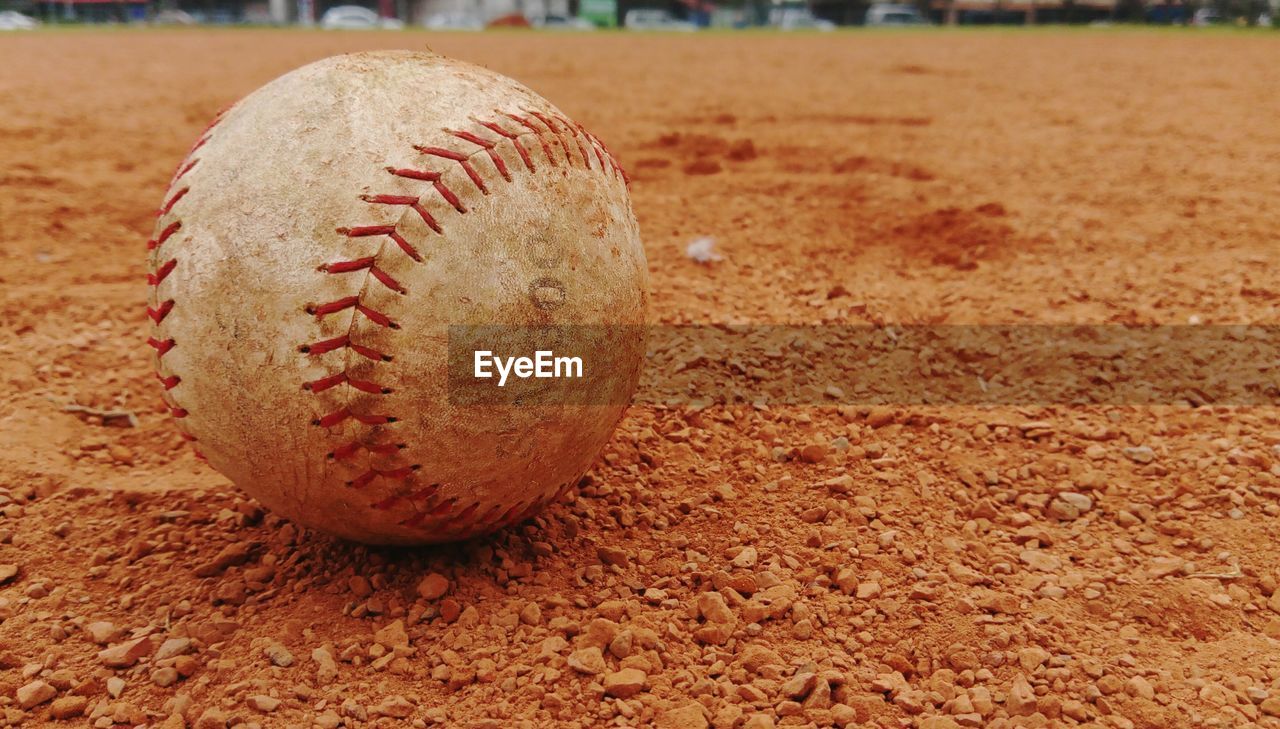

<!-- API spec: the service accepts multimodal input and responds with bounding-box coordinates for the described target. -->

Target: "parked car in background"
[0,10,39,29]
[534,14,597,29]
[153,9,196,24]
[769,5,836,29]
[624,8,697,30]
[1191,7,1224,24]
[864,3,929,25]
[422,10,484,29]
[320,5,404,29]
[181,9,239,23]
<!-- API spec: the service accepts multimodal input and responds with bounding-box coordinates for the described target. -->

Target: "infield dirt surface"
[2,29,1280,729]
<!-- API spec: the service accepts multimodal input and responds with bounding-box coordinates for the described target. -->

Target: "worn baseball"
[145,51,649,545]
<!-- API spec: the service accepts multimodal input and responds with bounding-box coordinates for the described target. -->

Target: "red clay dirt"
[1,29,1280,729]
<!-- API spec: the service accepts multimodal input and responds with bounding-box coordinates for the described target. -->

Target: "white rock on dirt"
[1123,446,1155,464]
[106,677,126,698]
[98,637,153,668]
[263,641,294,667]
[16,680,56,709]
[247,694,280,712]
[416,573,450,600]
[567,646,606,674]
[685,236,723,264]
[603,668,647,698]
[85,621,118,645]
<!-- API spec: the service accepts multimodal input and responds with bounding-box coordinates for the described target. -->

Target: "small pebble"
[416,573,450,600]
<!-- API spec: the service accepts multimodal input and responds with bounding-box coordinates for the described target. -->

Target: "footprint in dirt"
[633,132,760,179]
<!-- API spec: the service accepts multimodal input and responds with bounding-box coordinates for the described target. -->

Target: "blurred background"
[0,0,1274,35]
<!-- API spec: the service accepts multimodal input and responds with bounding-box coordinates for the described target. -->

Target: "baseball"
[145,51,649,545]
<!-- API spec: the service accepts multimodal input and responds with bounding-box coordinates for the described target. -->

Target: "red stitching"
[369,267,405,294]
[504,113,558,168]
[319,258,403,294]
[437,499,530,537]
[313,408,396,428]
[392,164,469,211]
[472,504,504,528]
[147,337,176,356]
[532,111,592,169]
[449,501,480,523]
[368,485,437,512]
[429,499,458,517]
[301,335,348,355]
[348,378,389,394]
[311,296,359,318]
[356,304,396,328]
[349,466,417,489]
[406,485,441,501]
[361,194,441,236]
[589,131,624,179]
[147,259,177,285]
[331,442,362,460]
[147,299,175,324]
[393,484,540,533]
[173,158,200,183]
[477,118,534,172]
[304,373,347,392]
[330,441,403,461]
[304,109,626,532]
[146,108,235,445]
[307,297,397,328]
[343,224,396,237]
[448,130,512,182]
[339,223,422,259]
[300,335,391,361]
[557,116,594,170]
[147,221,182,251]
[573,121,609,174]
[158,187,189,216]
[528,111,575,166]
[303,372,389,394]
[315,409,348,428]
[419,145,492,193]
[320,257,374,273]
[590,136,624,180]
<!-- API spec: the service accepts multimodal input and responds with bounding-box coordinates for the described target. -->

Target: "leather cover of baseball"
[145,51,649,545]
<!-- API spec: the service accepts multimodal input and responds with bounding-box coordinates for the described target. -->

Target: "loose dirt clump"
[892,204,1017,270]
